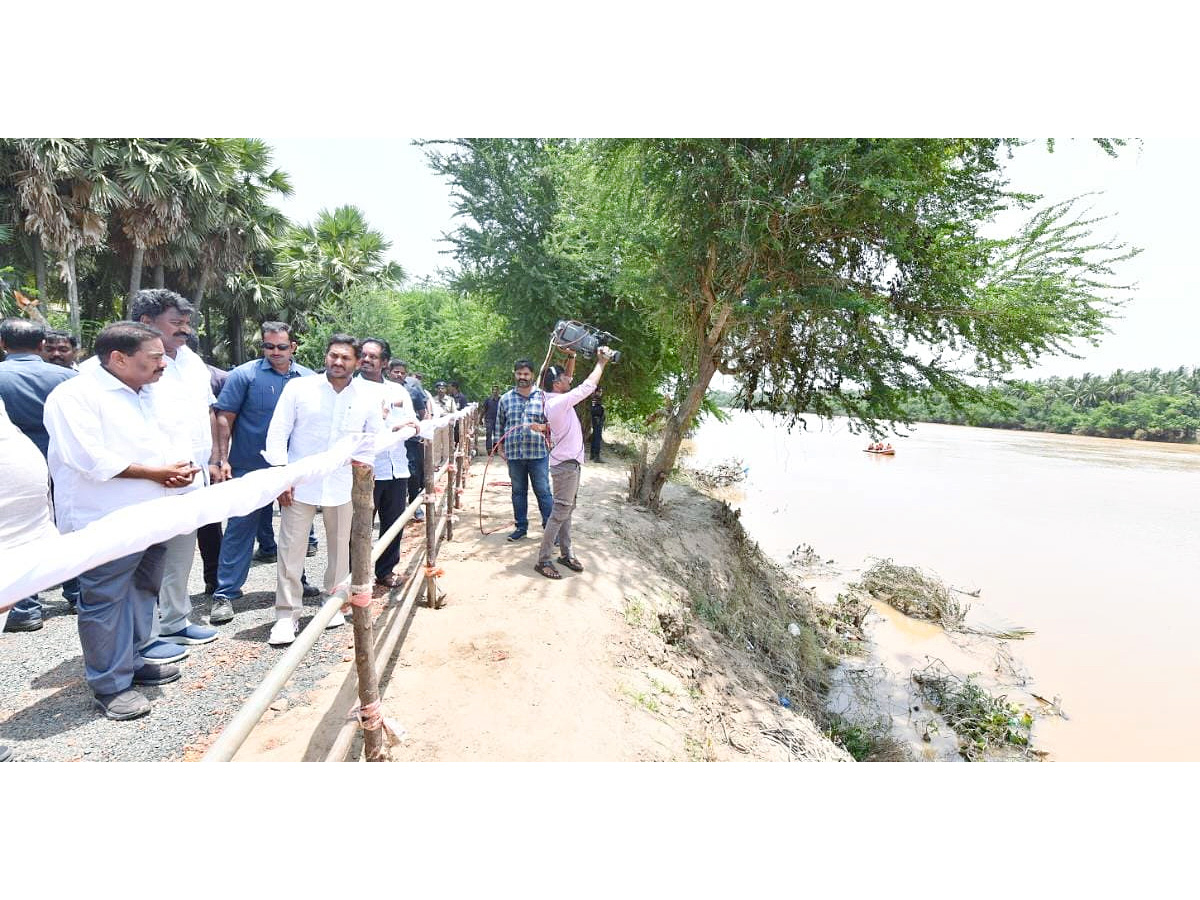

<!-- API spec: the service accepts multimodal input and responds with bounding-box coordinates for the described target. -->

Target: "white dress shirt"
[80,343,214,481]
[263,374,383,506]
[360,377,415,480]
[44,364,194,532]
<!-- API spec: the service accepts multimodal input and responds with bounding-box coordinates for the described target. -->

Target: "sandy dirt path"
[237,451,847,763]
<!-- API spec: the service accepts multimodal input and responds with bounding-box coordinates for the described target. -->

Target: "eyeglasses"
[260,342,291,351]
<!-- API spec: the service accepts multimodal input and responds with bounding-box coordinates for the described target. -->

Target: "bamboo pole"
[349,462,385,761]
[446,425,457,542]
[423,434,441,609]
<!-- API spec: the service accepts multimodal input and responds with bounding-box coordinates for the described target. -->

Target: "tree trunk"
[632,283,731,508]
[153,264,165,288]
[31,233,47,302]
[127,244,144,310]
[229,314,244,365]
[193,265,211,312]
[202,305,213,358]
[633,348,720,507]
[65,250,81,344]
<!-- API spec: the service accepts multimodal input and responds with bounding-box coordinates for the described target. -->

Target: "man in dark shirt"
[589,388,606,462]
[208,322,314,624]
[0,318,77,630]
[42,330,79,369]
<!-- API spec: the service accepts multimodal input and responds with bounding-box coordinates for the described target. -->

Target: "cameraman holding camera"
[530,346,613,579]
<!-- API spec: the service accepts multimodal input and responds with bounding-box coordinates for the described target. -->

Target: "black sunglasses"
[260,342,291,351]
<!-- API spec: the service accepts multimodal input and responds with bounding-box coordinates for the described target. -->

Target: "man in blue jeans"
[208,322,314,624]
[496,357,552,542]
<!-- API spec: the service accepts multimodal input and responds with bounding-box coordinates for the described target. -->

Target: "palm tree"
[185,139,292,313]
[273,205,404,321]
[10,139,127,341]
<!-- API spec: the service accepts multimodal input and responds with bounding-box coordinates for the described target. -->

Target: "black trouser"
[373,477,409,581]
[197,521,223,590]
[486,419,497,453]
[590,420,604,460]
[405,436,425,504]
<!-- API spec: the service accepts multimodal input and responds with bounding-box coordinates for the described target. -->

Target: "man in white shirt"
[358,337,419,594]
[263,334,384,646]
[130,290,222,651]
[81,290,222,659]
[44,322,199,720]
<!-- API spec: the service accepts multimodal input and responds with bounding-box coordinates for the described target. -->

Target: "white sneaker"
[267,617,299,646]
[325,611,346,629]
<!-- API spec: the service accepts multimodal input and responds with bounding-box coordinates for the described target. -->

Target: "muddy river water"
[689,410,1200,761]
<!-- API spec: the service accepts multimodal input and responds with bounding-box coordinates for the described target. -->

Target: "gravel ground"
[0,510,390,762]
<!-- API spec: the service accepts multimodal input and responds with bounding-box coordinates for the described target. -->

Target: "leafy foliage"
[902,366,1200,442]
[297,283,508,398]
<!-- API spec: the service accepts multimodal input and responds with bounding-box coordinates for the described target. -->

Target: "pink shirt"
[544,381,596,465]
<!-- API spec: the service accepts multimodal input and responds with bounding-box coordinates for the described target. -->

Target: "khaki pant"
[275,500,351,621]
[538,460,581,564]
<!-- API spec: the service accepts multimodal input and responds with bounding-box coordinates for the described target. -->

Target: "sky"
[264,137,1198,381]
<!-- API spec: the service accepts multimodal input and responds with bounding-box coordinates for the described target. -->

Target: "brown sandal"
[534,561,562,580]
[557,556,584,572]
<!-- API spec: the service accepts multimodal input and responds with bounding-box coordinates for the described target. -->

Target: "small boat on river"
[864,446,895,455]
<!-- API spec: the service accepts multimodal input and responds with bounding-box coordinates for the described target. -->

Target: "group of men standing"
[0,291,471,724]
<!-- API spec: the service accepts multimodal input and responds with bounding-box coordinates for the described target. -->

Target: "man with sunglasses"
[207,323,315,625]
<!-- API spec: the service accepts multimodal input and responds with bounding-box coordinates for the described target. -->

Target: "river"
[688,410,1200,761]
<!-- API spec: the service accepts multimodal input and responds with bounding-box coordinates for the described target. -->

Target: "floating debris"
[688,457,749,487]
[852,558,968,629]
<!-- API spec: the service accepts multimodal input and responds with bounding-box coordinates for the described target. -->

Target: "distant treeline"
[904,368,1200,443]
[710,368,1200,443]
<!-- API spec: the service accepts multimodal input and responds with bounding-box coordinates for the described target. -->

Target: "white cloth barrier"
[0,424,413,609]
[0,406,476,610]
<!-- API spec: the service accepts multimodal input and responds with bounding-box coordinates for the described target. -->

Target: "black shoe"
[3,618,43,633]
[93,689,151,720]
[253,550,277,563]
[507,529,527,542]
[302,583,321,599]
[132,663,181,686]
[209,597,235,625]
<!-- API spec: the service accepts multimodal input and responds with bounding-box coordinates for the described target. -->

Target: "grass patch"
[912,660,1033,761]
[824,713,910,762]
[623,594,647,628]
[666,503,834,714]
[619,684,660,714]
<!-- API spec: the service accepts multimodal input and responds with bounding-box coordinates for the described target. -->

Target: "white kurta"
[80,344,214,484]
[44,364,194,533]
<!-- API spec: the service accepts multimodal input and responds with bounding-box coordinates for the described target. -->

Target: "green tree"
[7,139,127,341]
[299,283,508,398]
[422,139,675,419]
[596,139,1138,504]
[274,205,404,320]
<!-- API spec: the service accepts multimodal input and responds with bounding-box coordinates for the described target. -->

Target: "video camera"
[550,320,622,363]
